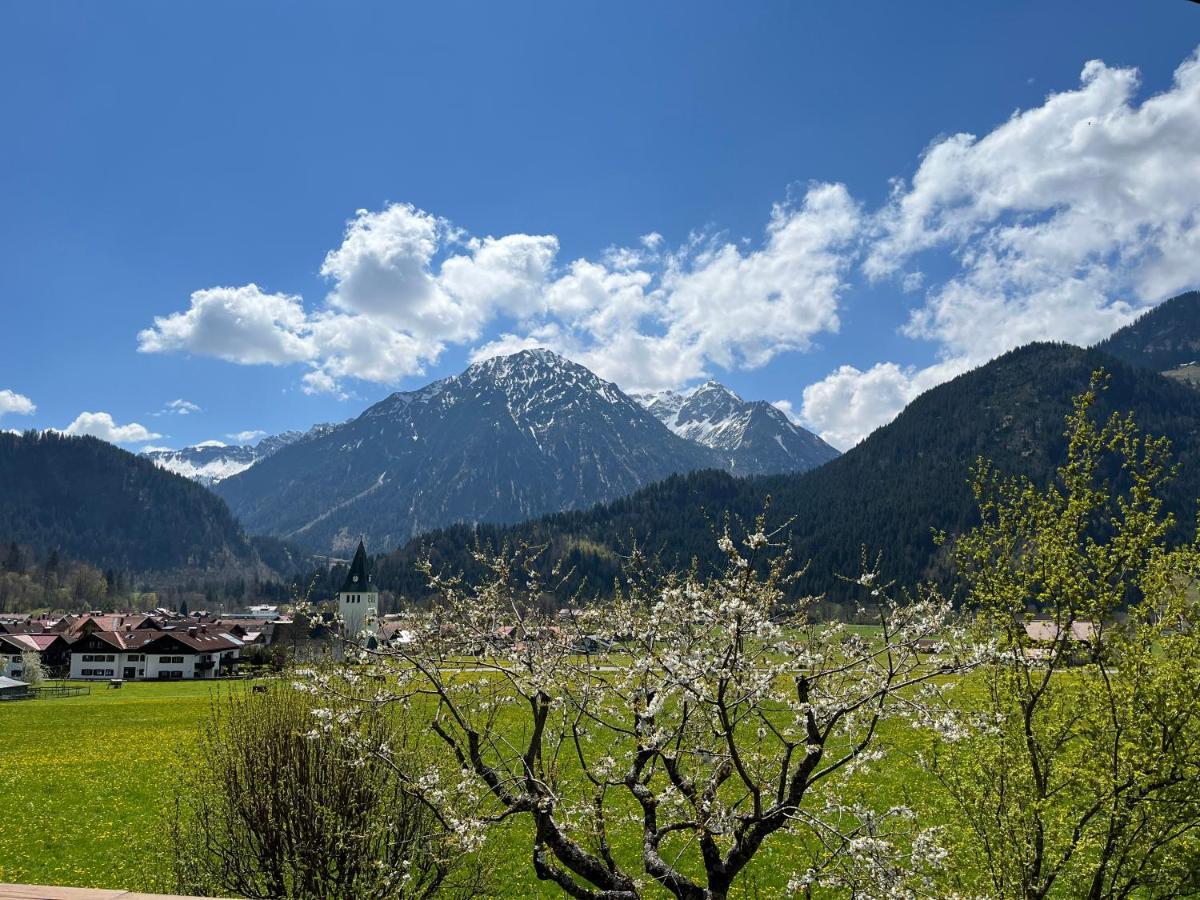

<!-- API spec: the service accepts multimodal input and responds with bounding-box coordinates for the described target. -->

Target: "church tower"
[337,539,378,643]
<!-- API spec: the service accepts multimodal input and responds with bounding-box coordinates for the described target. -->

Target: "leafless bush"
[172,678,475,899]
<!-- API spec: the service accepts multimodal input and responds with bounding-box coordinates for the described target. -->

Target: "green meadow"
[0,676,947,898]
[0,681,214,892]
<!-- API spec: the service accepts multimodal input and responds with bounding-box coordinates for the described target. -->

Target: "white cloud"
[139,46,1200,417]
[770,400,800,423]
[866,47,1200,362]
[227,429,267,443]
[138,284,316,365]
[162,398,200,415]
[61,412,162,444]
[801,45,1200,449]
[320,204,448,327]
[659,183,860,372]
[141,183,861,395]
[0,389,35,419]
[472,183,862,393]
[800,359,969,451]
[195,439,226,448]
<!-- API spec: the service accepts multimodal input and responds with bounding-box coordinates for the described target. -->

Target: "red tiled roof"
[0,633,63,653]
[58,613,164,635]
[80,629,240,653]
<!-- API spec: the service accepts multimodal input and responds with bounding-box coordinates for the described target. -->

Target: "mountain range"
[143,431,307,485]
[7,291,1200,592]
[206,350,835,554]
[376,294,1200,602]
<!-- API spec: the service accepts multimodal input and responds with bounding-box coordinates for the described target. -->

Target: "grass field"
[0,680,217,892]
[0,675,945,898]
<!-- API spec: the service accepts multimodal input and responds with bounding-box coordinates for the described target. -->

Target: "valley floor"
[0,677,941,898]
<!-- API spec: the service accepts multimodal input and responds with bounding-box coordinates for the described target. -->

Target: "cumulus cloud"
[802,45,1200,448]
[660,183,860,371]
[869,47,1200,355]
[800,359,969,450]
[138,284,316,365]
[61,412,162,444]
[141,183,861,395]
[0,389,35,419]
[227,429,267,443]
[472,183,862,392]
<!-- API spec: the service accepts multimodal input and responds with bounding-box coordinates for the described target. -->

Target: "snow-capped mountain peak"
[142,430,305,485]
[213,348,722,554]
[370,349,633,430]
[633,379,839,475]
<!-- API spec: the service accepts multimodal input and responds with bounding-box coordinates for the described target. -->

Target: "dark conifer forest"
[0,430,256,573]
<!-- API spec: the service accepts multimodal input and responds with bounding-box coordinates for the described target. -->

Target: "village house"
[1023,617,1100,664]
[68,626,243,681]
[0,632,71,678]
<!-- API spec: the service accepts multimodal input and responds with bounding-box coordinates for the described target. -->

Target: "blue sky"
[2,2,1199,451]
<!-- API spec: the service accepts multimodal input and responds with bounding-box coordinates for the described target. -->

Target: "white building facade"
[69,629,241,680]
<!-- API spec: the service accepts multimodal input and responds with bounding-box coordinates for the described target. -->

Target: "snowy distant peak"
[460,349,623,400]
[675,382,745,432]
[633,378,839,475]
[143,429,305,485]
[631,389,685,425]
[214,348,722,555]
[365,349,631,424]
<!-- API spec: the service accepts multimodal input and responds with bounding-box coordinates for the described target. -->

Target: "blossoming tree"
[316,517,978,899]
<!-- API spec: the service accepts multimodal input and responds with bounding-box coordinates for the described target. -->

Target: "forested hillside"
[378,343,1200,603]
[1095,290,1200,371]
[0,431,259,574]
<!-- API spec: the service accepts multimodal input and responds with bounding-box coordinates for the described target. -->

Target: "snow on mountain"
[213,349,724,554]
[143,430,304,485]
[632,381,839,475]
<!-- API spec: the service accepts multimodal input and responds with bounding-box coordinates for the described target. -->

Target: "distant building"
[68,627,242,680]
[338,539,379,645]
[51,613,161,638]
[1023,618,1099,664]
[0,675,32,701]
[0,632,70,678]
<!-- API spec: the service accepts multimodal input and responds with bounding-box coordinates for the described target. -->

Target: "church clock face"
[353,575,359,583]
